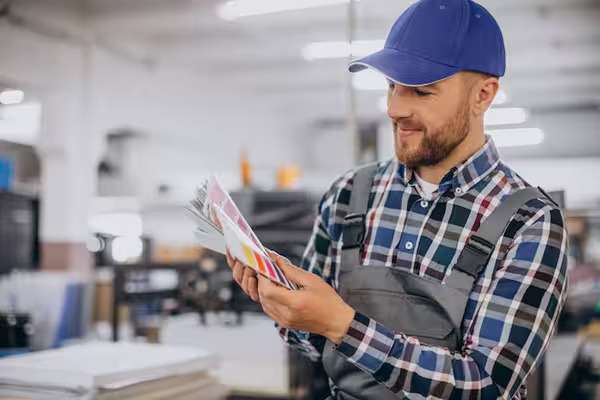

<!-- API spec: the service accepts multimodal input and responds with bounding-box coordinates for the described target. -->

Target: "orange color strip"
[254,252,266,274]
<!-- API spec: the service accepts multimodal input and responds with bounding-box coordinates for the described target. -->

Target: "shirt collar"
[395,135,501,195]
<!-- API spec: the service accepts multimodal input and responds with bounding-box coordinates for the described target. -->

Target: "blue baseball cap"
[349,0,506,86]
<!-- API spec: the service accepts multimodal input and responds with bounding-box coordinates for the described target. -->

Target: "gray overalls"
[321,164,556,399]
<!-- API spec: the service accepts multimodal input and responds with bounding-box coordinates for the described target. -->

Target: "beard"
[394,98,471,168]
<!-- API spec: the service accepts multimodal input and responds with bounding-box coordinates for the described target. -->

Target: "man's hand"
[225,249,355,344]
[258,251,355,345]
[225,250,259,302]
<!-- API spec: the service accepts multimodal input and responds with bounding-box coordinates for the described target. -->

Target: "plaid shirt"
[279,136,568,399]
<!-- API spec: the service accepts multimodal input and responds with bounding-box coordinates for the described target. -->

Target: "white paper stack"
[0,341,227,400]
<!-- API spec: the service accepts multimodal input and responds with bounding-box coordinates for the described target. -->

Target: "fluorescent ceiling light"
[303,39,384,60]
[0,89,24,105]
[484,107,528,126]
[487,128,545,148]
[0,102,41,145]
[218,0,356,20]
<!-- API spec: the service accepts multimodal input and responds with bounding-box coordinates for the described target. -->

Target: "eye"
[414,88,432,97]
[387,80,395,90]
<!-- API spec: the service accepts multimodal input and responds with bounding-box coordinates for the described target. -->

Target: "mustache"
[393,119,426,131]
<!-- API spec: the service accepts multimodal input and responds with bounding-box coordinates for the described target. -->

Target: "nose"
[387,84,414,120]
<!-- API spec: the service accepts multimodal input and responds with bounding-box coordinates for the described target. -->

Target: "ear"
[471,76,499,118]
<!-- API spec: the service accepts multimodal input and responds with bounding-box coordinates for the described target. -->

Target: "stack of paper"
[0,341,227,400]
[187,176,295,290]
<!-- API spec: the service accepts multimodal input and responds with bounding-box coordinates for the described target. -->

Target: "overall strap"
[340,163,379,266]
[446,186,553,293]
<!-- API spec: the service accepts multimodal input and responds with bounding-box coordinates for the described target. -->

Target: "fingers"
[241,267,259,302]
[272,258,311,288]
[267,249,291,265]
[257,274,290,304]
[261,298,293,328]
[266,249,279,260]
[227,250,292,304]
[228,254,258,301]
[248,277,259,302]
[232,260,245,284]
[266,250,308,289]
[257,273,275,300]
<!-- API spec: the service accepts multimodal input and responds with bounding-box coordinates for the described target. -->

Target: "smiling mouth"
[397,128,422,137]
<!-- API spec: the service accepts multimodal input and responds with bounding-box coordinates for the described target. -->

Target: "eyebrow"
[421,82,440,90]
[386,79,440,90]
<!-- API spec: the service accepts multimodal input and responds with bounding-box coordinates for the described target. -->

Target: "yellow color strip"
[242,244,258,269]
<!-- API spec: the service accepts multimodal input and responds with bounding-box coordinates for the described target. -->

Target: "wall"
[1,13,310,248]
[2,8,599,248]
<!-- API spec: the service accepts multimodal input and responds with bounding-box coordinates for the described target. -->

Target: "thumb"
[268,251,313,286]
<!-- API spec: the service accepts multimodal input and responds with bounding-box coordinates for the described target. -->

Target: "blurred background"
[0,0,599,399]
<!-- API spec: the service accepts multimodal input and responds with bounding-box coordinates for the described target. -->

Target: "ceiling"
[6,0,600,159]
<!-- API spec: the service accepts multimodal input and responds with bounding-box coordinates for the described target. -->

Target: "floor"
[161,312,289,398]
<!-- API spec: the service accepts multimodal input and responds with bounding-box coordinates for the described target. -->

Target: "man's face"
[387,72,475,168]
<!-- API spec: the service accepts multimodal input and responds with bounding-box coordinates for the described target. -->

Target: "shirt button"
[455,187,463,195]
[420,200,429,208]
[404,241,414,250]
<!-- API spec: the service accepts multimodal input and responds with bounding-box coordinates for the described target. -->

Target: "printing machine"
[230,189,330,400]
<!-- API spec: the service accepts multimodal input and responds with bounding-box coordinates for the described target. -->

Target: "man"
[226,0,568,398]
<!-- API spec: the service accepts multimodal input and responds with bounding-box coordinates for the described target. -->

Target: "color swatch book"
[188,176,296,290]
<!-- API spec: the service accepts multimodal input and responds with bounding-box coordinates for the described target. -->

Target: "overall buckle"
[342,213,366,250]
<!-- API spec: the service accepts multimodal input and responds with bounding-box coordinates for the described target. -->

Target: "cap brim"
[349,48,459,87]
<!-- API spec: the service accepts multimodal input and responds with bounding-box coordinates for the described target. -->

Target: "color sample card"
[193,230,226,255]
[188,175,296,290]
[213,206,295,289]
[205,176,264,250]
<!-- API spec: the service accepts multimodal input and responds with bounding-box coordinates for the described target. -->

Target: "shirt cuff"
[335,311,396,374]
[277,324,323,361]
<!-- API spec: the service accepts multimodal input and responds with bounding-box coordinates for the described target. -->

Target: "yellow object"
[277,164,302,189]
[240,149,252,188]
[580,320,600,340]
[153,245,203,262]
[242,244,258,268]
